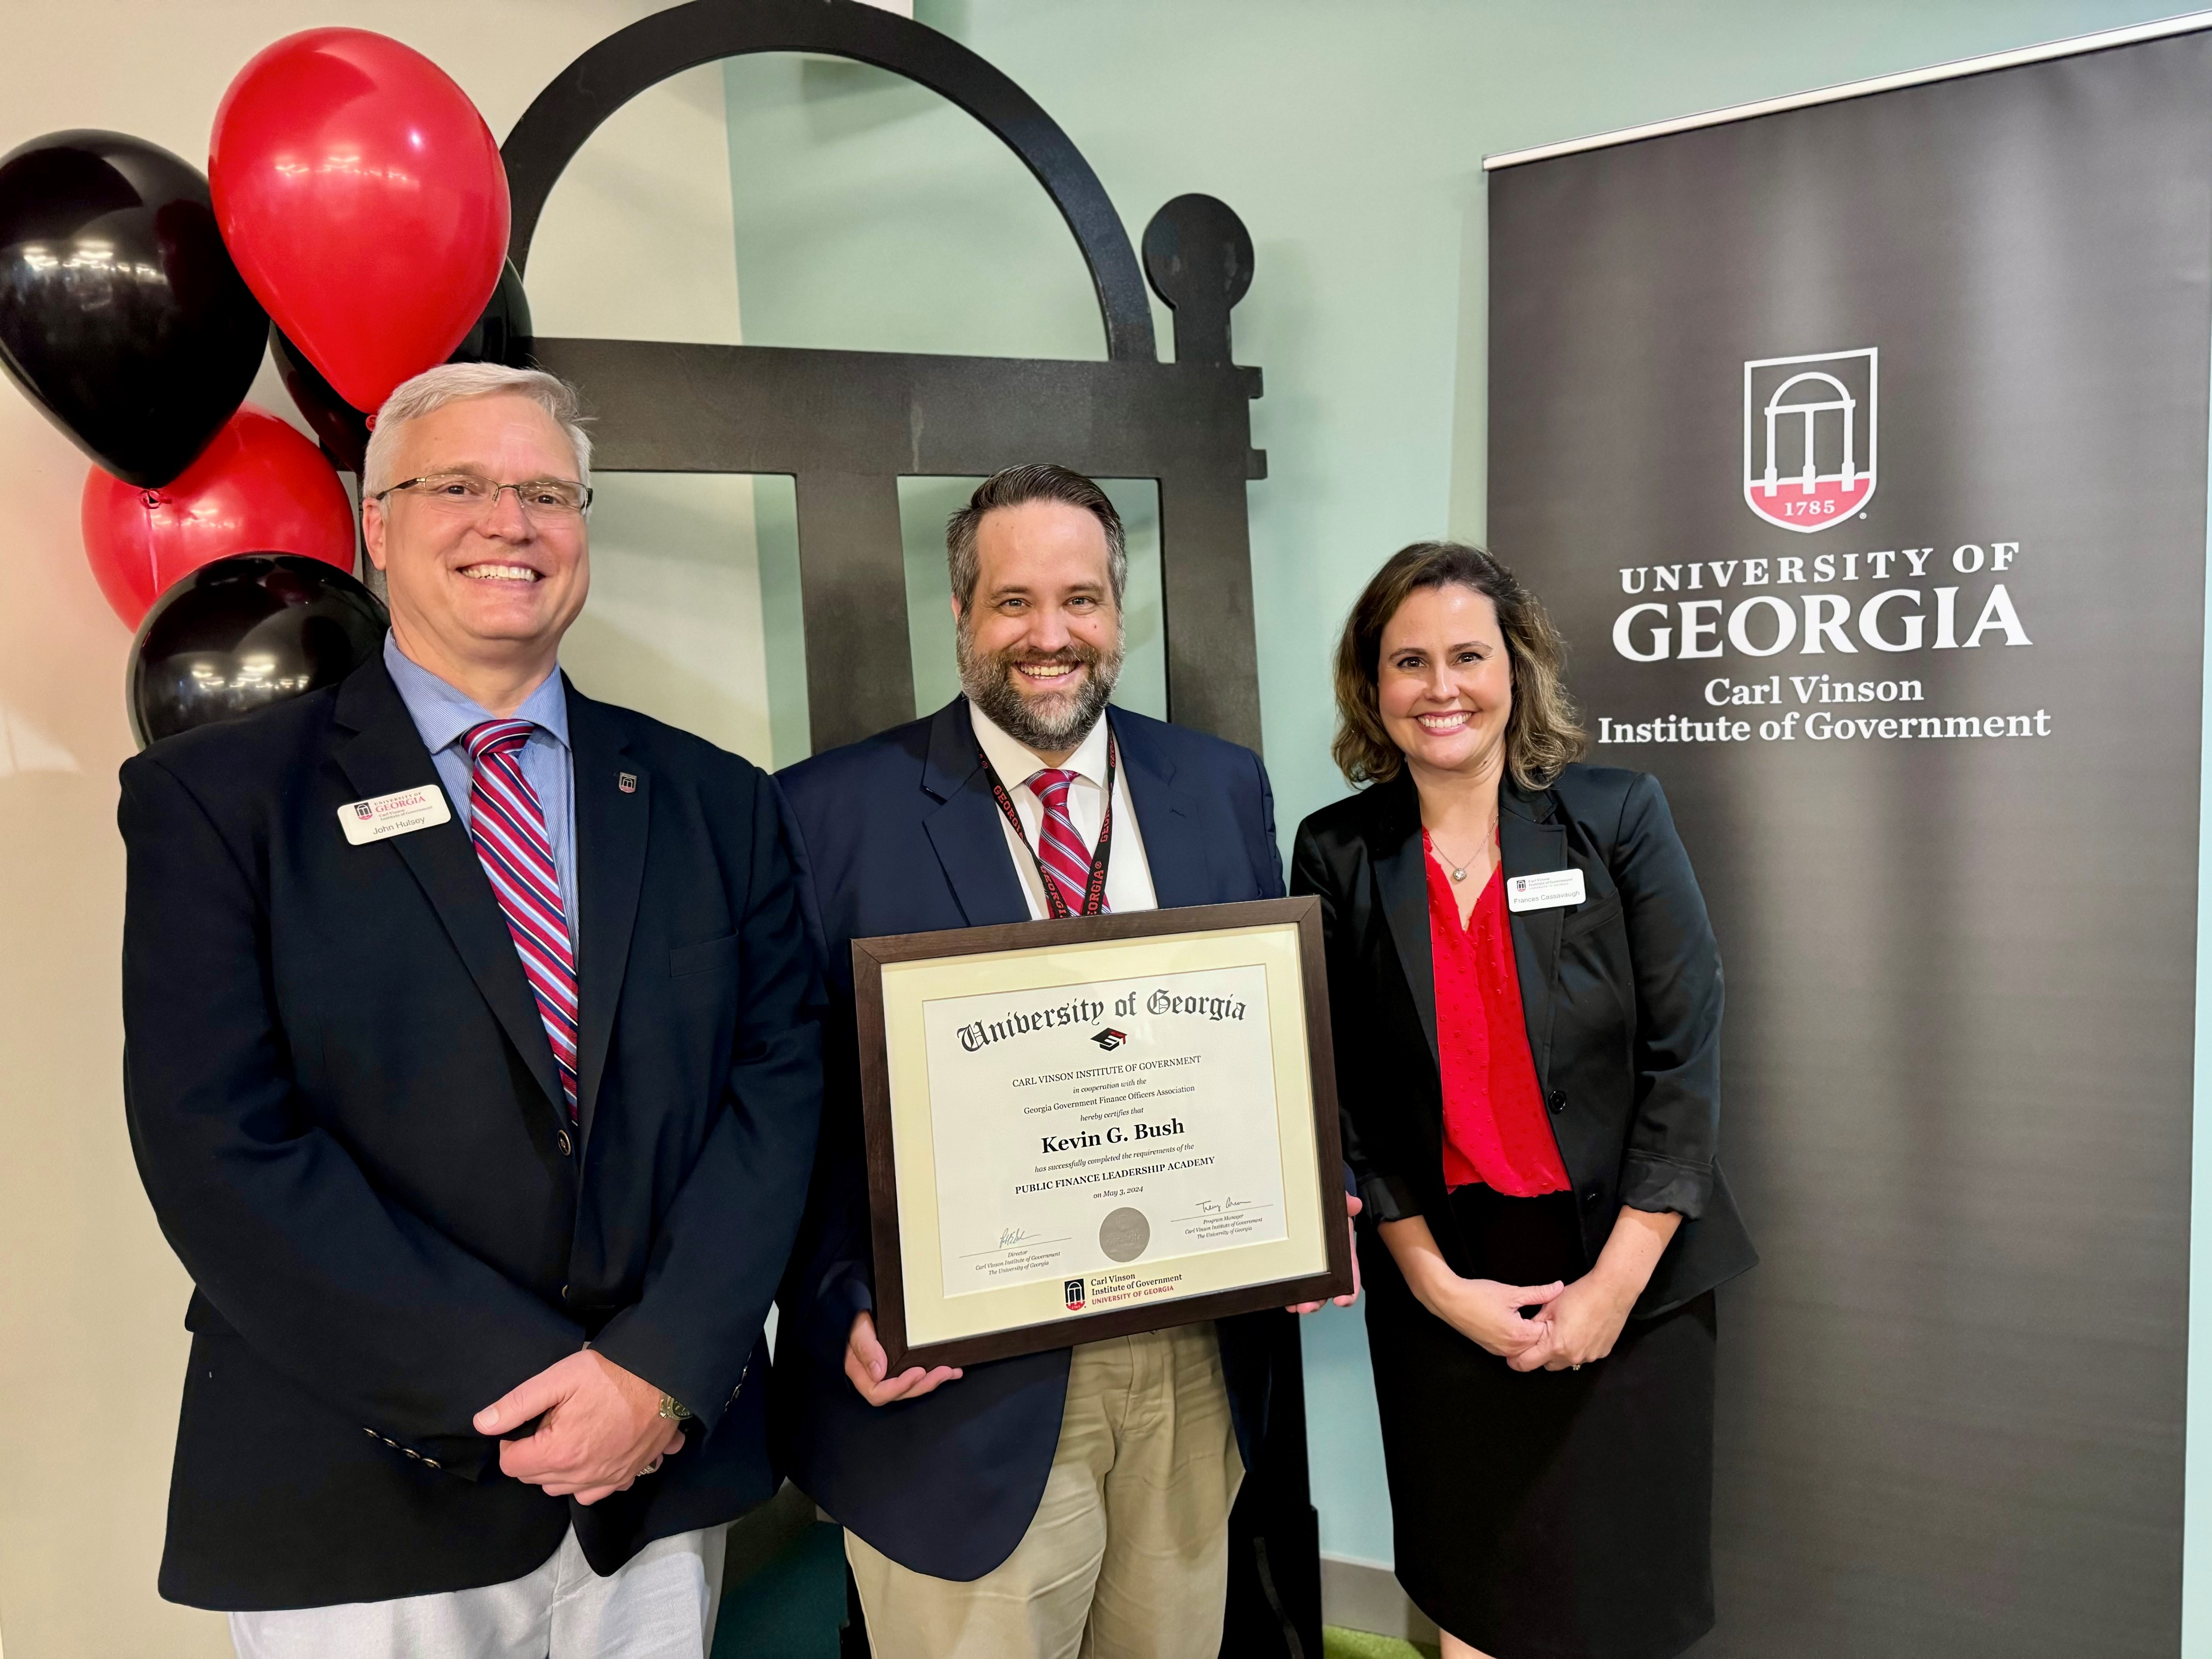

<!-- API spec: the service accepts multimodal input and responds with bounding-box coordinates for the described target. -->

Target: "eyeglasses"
[372,471,593,520]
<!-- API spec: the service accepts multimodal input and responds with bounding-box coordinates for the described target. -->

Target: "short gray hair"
[946,464,1127,610]
[362,363,593,496]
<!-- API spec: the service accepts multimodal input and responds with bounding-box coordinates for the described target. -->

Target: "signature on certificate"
[999,1226,1030,1247]
[1193,1196,1258,1215]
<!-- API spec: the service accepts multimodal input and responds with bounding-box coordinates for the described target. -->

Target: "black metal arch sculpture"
[500,0,1268,753]
[504,0,1154,363]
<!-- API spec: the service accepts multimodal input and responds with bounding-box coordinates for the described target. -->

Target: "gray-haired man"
[121,364,823,1656]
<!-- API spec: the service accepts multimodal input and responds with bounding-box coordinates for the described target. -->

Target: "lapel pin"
[618,772,638,794]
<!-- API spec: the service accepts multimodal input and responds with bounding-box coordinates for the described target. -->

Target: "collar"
[969,698,1112,791]
[382,630,571,757]
[1499,770,1556,821]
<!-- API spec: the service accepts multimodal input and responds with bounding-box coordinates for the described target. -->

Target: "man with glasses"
[120,363,823,1657]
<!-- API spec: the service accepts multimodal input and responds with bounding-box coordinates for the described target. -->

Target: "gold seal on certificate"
[854,897,1352,1370]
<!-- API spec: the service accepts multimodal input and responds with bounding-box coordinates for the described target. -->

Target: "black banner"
[1489,34,2210,1657]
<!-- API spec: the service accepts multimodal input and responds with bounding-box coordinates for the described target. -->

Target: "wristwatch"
[658,1392,693,1423]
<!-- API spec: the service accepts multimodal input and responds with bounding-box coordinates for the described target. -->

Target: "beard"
[957,625,1123,753]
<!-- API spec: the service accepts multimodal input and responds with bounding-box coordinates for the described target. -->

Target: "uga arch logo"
[1744,348,1877,533]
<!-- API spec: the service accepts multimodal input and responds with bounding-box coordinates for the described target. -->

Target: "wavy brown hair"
[1331,541,1588,790]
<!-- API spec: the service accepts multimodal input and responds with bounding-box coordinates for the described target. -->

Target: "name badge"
[1506,868,1586,913]
[338,785,452,846]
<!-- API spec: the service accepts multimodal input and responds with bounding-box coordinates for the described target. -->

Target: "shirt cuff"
[1356,1174,1425,1224]
[1617,1152,1712,1220]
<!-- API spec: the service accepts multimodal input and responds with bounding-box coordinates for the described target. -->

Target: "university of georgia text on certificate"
[921,962,1289,1299]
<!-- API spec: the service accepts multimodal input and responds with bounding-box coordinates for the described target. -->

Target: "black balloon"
[273,258,534,475]
[129,555,387,749]
[268,326,368,475]
[0,130,267,487]
[453,258,536,368]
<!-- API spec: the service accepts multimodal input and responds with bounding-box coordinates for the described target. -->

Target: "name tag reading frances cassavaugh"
[1506,868,1587,913]
[338,784,452,846]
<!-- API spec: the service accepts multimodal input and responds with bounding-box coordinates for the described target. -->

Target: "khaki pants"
[846,1323,1244,1659]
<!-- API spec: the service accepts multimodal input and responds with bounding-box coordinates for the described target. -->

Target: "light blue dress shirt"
[383,632,579,945]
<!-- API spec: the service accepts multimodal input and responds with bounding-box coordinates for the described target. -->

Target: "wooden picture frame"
[852,896,1351,1371]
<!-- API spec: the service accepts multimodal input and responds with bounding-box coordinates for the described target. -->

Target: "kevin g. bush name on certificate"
[932,967,1286,1298]
[854,900,1350,1370]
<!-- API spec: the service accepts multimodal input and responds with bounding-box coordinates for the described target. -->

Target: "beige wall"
[0,7,759,1653]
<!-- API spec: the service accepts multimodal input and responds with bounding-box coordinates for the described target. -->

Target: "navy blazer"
[770,696,1286,1581]
[120,658,824,1610]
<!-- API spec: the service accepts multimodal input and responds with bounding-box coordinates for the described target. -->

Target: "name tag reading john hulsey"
[338,785,452,846]
[1506,869,1587,913]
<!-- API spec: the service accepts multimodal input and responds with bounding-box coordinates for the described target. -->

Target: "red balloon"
[83,404,355,627]
[210,28,509,413]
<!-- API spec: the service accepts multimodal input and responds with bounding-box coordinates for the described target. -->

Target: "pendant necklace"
[1428,818,1497,883]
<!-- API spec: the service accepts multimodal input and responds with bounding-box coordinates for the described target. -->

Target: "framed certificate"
[853,897,1352,1371]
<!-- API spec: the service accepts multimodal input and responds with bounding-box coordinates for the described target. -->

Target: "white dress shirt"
[970,701,1158,918]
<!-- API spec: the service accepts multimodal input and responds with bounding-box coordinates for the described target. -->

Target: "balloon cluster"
[0,29,532,742]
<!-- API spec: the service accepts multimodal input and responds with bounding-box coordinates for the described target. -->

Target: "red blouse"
[1425,833,1572,1197]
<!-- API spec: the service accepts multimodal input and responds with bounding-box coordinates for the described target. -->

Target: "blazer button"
[560,1285,571,1302]
[424,1458,441,1471]
[556,1130,574,1157]
[1546,1089,1567,1115]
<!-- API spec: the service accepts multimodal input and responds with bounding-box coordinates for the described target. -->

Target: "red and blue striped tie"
[1027,768,1109,915]
[464,719,580,1120]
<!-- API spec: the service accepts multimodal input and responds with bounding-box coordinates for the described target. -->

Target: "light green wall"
[718,0,2185,1570]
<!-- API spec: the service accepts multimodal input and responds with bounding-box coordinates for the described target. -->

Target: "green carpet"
[1322,1626,1441,1659]
[713,1485,847,1659]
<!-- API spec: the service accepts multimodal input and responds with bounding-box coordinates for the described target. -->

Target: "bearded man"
[771,465,1341,1658]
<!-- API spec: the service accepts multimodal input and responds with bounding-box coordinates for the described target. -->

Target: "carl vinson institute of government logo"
[1744,347,1877,533]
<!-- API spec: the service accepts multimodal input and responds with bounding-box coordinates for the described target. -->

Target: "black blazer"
[1290,764,1754,1315]
[769,697,1287,1582]
[119,658,824,1610]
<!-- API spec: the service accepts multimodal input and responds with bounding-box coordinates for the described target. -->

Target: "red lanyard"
[979,729,1118,919]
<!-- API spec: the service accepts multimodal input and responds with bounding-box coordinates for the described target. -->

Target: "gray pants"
[229,1526,725,1659]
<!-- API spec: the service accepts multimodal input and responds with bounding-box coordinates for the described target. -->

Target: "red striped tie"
[464,719,580,1120]
[1026,768,1109,915]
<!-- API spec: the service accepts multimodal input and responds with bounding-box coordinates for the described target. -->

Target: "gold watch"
[657,1392,693,1423]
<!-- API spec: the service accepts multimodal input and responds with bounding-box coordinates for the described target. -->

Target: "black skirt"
[1363,1186,1716,1659]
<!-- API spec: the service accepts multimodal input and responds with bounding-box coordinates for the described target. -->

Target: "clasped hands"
[474,1350,684,1505]
[1381,1205,1676,1372]
[1432,1266,1634,1371]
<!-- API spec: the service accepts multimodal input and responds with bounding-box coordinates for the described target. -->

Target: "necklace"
[1427,820,1496,884]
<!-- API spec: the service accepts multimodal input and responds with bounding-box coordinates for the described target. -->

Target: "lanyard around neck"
[979,726,1118,919]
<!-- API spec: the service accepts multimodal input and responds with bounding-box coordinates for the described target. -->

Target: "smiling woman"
[1329,542,1583,799]
[1290,541,1756,1659]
